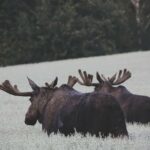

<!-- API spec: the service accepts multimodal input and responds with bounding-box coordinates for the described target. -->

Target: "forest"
[0,0,150,66]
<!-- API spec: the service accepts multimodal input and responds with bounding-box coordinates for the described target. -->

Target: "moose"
[77,69,150,123]
[0,76,128,137]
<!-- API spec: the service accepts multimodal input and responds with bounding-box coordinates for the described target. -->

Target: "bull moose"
[77,69,150,123]
[0,76,128,137]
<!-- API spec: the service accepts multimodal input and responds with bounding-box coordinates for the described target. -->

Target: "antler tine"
[107,70,121,84]
[45,77,58,88]
[100,74,108,81]
[88,74,93,83]
[78,69,86,84]
[96,72,103,83]
[67,75,78,87]
[108,73,117,83]
[14,85,20,92]
[45,82,51,88]
[78,69,91,86]
[2,80,21,95]
[83,71,89,82]
[77,69,98,86]
[109,69,131,85]
[0,80,32,97]
[118,70,123,79]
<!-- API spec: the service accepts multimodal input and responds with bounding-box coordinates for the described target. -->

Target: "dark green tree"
[0,0,149,66]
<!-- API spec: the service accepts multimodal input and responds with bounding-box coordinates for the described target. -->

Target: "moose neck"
[110,85,131,99]
[37,88,57,124]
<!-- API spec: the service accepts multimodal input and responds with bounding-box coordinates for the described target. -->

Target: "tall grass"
[0,51,150,150]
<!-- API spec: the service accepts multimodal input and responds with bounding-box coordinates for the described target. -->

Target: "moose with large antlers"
[77,69,150,123]
[0,76,128,137]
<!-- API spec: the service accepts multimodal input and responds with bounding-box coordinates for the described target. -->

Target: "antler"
[0,80,33,96]
[108,69,131,85]
[77,69,98,86]
[45,77,58,88]
[96,72,108,84]
[67,76,78,87]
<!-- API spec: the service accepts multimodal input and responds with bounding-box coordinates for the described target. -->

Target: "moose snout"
[25,112,37,125]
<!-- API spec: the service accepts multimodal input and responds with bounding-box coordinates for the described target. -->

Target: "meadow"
[0,51,150,150]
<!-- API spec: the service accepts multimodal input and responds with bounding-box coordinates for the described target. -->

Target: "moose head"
[0,77,58,125]
[77,69,131,98]
[0,75,79,126]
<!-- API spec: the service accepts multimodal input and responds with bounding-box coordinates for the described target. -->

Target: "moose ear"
[27,77,39,91]
[50,77,58,88]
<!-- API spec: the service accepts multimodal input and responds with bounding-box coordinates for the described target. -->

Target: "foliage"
[0,0,149,66]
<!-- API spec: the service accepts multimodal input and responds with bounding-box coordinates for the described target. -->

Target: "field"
[0,51,150,150]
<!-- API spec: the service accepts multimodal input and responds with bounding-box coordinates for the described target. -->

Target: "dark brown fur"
[0,78,128,137]
[25,84,128,137]
[94,80,150,123]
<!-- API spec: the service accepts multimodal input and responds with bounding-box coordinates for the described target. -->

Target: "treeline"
[0,0,150,66]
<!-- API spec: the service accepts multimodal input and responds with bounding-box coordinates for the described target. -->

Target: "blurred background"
[0,0,149,66]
